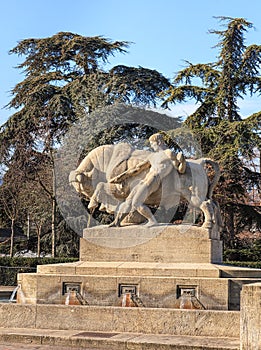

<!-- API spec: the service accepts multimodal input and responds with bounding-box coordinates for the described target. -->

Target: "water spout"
[121,293,145,307]
[9,286,19,303]
[179,291,205,309]
[131,294,145,307]
[65,290,89,305]
[76,291,89,305]
[65,292,70,305]
[121,293,131,307]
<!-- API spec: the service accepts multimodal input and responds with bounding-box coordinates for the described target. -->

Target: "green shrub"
[0,257,78,286]
[223,261,261,269]
[223,246,261,262]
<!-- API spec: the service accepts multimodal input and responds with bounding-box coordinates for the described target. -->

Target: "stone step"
[27,264,261,309]
[37,261,221,278]
[218,264,261,278]
[0,328,240,350]
[37,261,261,279]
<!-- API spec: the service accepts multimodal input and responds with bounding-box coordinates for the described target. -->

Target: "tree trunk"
[27,213,30,239]
[37,225,42,258]
[50,150,57,258]
[51,196,56,257]
[10,218,15,257]
[227,206,235,248]
[259,148,261,205]
[227,83,233,122]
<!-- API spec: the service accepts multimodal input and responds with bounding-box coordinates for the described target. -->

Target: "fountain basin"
[0,303,240,339]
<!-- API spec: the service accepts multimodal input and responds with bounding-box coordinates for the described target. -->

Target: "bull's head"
[69,170,94,199]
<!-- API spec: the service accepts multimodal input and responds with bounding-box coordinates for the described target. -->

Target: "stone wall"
[240,282,261,349]
[18,271,231,309]
[0,303,239,338]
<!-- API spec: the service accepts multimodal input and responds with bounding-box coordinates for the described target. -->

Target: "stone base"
[81,225,223,264]
[17,225,261,310]
[17,260,261,310]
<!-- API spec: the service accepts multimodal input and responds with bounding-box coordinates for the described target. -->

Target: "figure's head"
[149,133,166,151]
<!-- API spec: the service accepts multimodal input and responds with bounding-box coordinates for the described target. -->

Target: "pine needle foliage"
[162,17,261,247]
[0,32,170,256]
[2,32,170,153]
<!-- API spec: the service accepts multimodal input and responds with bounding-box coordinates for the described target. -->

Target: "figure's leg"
[177,152,186,174]
[212,200,223,228]
[131,179,159,226]
[134,203,157,227]
[200,199,214,228]
[109,211,124,227]
[189,192,214,228]
[88,194,98,211]
[109,200,132,227]
[88,182,104,211]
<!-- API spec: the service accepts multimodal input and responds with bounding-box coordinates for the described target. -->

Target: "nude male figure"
[109,133,186,226]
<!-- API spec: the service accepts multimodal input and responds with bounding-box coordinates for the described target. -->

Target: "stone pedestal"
[81,225,222,263]
[17,225,261,311]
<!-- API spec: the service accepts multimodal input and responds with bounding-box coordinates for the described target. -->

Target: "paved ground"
[0,344,96,350]
[0,327,240,350]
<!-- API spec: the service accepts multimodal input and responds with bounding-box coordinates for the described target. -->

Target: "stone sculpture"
[109,133,186,227]
[69,133,221,229]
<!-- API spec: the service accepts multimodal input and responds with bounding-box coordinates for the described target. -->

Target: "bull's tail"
[201,159,221,199]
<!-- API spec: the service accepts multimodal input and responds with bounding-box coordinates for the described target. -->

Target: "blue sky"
[1,0,261,126]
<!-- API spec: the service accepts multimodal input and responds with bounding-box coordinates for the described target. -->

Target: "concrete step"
[0,328,240,350]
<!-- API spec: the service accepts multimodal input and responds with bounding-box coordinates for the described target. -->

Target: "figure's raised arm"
[109,159,151,184]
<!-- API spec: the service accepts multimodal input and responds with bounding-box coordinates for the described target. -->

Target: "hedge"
[223,261,261,269]
[223,248,261,262]
[0,257,78,286]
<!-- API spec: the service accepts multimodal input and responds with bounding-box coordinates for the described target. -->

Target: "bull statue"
[69,133,222,232]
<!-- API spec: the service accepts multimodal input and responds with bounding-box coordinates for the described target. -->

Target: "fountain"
[16,132,261,309]
[4,134,261,349]
[8,285,19,303]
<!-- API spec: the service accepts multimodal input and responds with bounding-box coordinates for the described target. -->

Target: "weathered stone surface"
[18,273,63,305]
[37,261,81,274]
[0,304,36,328]
[0,327,240,350]
[17,226,261,315]
[0,303,240,339]
[37,261,221,278]
[81,225,223,264]
[18,272,232,309]
[218,265,261,278]
[240,282,261,350]
[69,136,221,231]
[17,273,38,304]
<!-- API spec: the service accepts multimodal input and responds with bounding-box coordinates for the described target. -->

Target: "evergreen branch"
[173,62,219,87]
